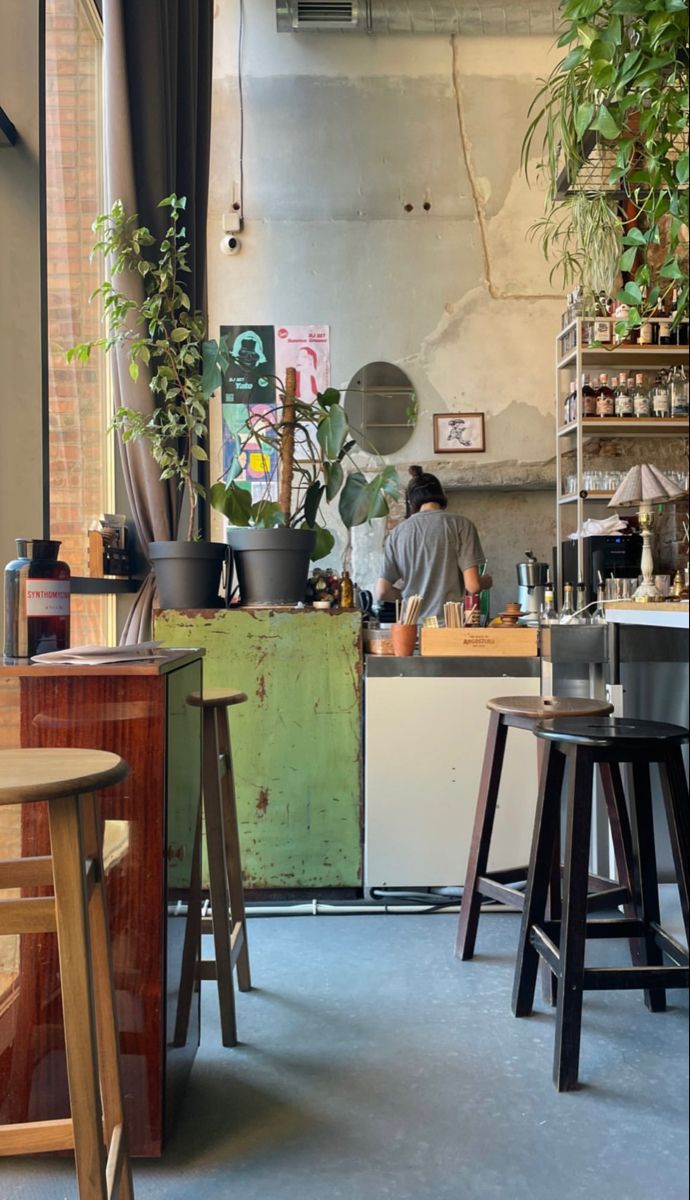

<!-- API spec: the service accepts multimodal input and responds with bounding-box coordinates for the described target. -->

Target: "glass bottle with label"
[639,288,654,346]
[671,289,689,346]
[633,373,651,418]
[593,294,613,344]
[576,582,590,624]
[582,373,597,418]
[596,373,615,417]
[3,538,70,658]
[592,586,607,624]
[540,583,558,626]
[614,374,633,418]
[671,366,689,418]
[563,381,576,426]
[559,583,575,624]
[651,373,671,419]
[612,303,629,346]
[656,297,673,346]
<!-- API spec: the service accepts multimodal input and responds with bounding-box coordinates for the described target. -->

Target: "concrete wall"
[208,2,565,614]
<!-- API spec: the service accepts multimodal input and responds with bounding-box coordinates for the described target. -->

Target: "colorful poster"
[220,325,276,406]
[274,325,330,403]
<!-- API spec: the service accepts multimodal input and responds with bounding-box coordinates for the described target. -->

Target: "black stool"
[456,695,629,965]
[512,717,689,1092]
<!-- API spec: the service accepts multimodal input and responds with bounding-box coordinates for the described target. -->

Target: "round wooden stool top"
[0,748,129,806]
[186,688,248,710]
[487,696,614,721]
[536,716,690,749]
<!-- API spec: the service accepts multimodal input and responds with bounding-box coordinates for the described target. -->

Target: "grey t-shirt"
[381,511,485,621]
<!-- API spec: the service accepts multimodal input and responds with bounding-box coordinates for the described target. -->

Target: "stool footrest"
[0,895,57,934]
[530,920,689,990]
[0,856,53,889]
[197,923,246,982]
[476,876,526,909]
[584,966,689,991]
[105,1122,124,1199]
[0,1118,75,1156]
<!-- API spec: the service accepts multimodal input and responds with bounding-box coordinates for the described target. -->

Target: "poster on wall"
[220,324,331,494]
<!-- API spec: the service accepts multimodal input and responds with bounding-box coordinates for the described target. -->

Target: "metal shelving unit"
[555,319,689,602]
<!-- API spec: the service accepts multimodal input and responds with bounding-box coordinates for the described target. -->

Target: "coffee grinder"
[516,551,549,623]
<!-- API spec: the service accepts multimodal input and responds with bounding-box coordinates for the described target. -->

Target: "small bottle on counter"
[592,587,607,624]
[540,583,558,626]
[576,582,590,624]
[559,583,576,624]
[651,373,671,419]
[339,570,354,610]
[614,374,633,419]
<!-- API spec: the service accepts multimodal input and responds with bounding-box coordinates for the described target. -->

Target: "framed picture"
[433,412,485,454]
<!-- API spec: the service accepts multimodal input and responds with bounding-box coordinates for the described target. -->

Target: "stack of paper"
[31,641,165,666]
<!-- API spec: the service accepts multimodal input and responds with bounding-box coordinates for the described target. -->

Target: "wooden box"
[420,626,540,657]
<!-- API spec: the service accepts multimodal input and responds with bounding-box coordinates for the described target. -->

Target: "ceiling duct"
[276,1,562,36]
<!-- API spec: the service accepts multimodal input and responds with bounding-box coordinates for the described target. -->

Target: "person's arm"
[462,566,483,595]
[376,577,402,604]
[459,521,491,593]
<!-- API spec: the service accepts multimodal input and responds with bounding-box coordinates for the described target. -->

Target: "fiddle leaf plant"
[523,0,689,333]
[210,381,399,562]
[67,195,229,540]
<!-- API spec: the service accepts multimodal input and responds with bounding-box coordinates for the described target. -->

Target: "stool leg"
[82,794,134,1200]
[455,712,508,960]
[204,708,238,1047]
[512,741,565,1018]
[554,748,594,1092]
[47,793,108,1199]
[658,748,690,947]
[218,709,251,992]
[630,761,666,1013]
[599,762,641,968]
[173,805,203,1047]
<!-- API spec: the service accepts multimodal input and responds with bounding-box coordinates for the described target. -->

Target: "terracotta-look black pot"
[148,541,228,610]
[227,527,316,606]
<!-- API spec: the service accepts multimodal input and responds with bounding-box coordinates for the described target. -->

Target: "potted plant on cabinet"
[210,366,399,606]
[67,194,230,609]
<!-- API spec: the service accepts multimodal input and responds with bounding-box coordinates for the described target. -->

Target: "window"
[45,0,113,645]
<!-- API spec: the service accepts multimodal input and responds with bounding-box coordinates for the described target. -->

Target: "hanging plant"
[523,0,689,335]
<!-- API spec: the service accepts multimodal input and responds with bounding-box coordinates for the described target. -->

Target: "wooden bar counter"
[0,650,203,1157]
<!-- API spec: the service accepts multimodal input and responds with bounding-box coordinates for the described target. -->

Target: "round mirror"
[343,361,417,457]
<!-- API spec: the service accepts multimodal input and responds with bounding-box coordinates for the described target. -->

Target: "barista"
[375,466,492,622]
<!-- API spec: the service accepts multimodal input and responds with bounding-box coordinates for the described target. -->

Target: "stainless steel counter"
[366,655,540,678]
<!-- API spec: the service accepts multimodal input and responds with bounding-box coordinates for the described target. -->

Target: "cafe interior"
[0,1,688,1198]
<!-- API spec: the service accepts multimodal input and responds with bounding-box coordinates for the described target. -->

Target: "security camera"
[220,234,241,256]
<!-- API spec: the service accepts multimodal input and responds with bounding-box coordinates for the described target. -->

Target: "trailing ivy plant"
[210,377,399,562]
[68,195,229,540]
[523,0,689,335]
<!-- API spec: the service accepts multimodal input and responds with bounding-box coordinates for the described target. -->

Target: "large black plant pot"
[227,527,316,606]
[149,541,228,610]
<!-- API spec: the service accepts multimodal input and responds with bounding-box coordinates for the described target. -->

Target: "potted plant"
[67,194,230,608]
[523,0,689,337]
[210,366,399,606]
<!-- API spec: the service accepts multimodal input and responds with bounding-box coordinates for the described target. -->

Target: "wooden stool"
[455,695,630,964]
[174,688,251,1048]
[0,748,133,1199]
[512,717,689,1091]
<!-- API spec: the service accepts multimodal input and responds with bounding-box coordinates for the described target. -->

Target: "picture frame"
[433,412,485,454]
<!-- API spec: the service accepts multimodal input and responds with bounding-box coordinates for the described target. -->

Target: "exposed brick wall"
[45,0,108,647]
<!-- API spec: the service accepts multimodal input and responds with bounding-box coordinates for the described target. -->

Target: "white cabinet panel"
[365,675,541,888]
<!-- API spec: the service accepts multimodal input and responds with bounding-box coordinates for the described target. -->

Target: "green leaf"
[250,500,285,528]
[676,152,689,185]
[338,472,372,528]
[564,0,601,19]
[617,282,642,305]
[304,481,324,529]
[623,228,647,247]
[209,482,252,526]
[170,328,189,342]
[223,403,249,436]
[317,404,347,460]
[309,525,335,563]
[323,460,344,502]
[619,247,637,272]
[316,387,341,408]
[561,47,587,72]
[128,360,139,382]
[593,105,621,139]
[659,259,684,280]
[575,103,595,139]
[191,444,208,461]
[202,340,223,398]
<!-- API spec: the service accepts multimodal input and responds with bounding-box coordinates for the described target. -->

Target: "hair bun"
[409,465,423,480]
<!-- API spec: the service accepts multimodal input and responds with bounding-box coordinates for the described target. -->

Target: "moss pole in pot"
[211,367,399,607]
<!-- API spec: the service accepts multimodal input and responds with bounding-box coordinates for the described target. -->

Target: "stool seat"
[536,717,690,749]
[0,748,128,805]
[487,696,614,720]
[186,688,248,709]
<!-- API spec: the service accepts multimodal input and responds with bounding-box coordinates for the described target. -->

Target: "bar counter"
[0,650,203,1156]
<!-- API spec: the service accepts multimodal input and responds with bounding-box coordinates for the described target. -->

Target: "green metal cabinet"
[155,609,363,889]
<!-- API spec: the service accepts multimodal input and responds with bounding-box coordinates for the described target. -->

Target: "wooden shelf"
[558,418,689,439]
[71,577,142,595]
[558,345,689,371]
[559,492,614,506]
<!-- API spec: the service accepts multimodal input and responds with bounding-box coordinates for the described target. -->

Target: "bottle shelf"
[557,345,689,371]
[558,492,615,506]
[557,418,689,439]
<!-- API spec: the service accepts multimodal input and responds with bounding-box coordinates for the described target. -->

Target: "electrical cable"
[237,0,245,219]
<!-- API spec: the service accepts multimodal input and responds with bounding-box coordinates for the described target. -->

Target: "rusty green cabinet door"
[155,609,363,888]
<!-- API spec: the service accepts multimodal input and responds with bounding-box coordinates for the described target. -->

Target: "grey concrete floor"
[2,897,688,1200]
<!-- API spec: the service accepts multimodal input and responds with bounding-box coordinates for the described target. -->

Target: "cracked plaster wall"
[208,1,568,613]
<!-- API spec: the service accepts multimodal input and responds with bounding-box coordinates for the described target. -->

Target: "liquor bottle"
[652,372,671,419]
[596,373,614,418]
[671,289,689,346]
[656,297,673,346]
[593,293,613,344]
[3,539,70,658]
[633,373,651,418]
[670,366,689,418]
[540,583,558,626]
[339,570,354,610]
[576,583,590,624]
[612,303,629,346]
[582,373,597,418]
[592,586,607,625]
[559,583,576,624]
[639,288,654,346]
[614,374,633,418]
[563,380,577,426]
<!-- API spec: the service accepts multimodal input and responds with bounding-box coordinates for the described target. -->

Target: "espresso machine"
[516,551,549,623]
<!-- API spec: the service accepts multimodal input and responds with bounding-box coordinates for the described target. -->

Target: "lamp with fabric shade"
[608,465,686,600]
